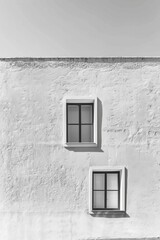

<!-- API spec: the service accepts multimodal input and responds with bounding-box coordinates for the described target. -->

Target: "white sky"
[0,0,160,57]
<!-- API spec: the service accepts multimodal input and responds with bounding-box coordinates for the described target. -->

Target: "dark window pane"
[81,125,93,142]
[93,173,105,190]
[81,105,92,124]
[68,105,79,124]
[106,191,118,209]
[68,125,79,142]
[93,191,105,209]
[107,173,119,190]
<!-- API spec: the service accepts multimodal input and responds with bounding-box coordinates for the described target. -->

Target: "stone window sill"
[89,210,128,218]
[64,142,97,148]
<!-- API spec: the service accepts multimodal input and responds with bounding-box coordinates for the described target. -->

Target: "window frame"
[63,97,97,147]
[89,166,126,214]
[92,171,120,210]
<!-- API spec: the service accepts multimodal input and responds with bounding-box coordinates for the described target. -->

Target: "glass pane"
[93,173,105,190]
[81,105,92,123]
[81,125,93,142]
[68,105,79,124]
[68,125,79,142]
[107,173,119,190]
[93,191,105,209]
[106,191,119,209]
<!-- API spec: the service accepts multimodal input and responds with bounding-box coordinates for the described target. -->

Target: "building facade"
[0,58,160,240]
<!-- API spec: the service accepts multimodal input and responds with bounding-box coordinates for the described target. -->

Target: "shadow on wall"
[90,211,130,218]
[90,168,130,218]
[67,98,103,152]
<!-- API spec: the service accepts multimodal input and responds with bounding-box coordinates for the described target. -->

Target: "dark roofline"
[0,57,160,62]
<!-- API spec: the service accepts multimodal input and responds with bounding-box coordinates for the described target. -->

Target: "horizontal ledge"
[88,210,129,218]
[1,57,160,62]
[89,210,126,214]
[64,143,97,148]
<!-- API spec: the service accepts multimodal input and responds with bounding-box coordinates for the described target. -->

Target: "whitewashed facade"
[0,58,160,240]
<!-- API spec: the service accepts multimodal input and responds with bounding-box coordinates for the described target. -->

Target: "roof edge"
[1,57,160,62]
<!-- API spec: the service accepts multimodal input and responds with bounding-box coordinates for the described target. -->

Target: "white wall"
[0,58,160,240]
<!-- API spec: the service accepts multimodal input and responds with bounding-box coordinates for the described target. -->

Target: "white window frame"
[63,97,98,147]
[89,166,126,214]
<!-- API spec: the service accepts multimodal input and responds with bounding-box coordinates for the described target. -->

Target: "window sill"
[64,142,97,148]
[89,210,127,218]
[89,210,125,214]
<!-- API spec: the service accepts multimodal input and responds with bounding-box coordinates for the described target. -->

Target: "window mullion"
[92,172,94,209]
[66,104,68,142]
[79,104,81,142]
[92,103,94,125]
[105,172,107,209]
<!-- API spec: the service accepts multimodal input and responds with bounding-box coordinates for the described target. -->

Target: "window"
[63,98,97,147]
[93,171,120,210]
[89,166,126,214]
[67,103,93,142]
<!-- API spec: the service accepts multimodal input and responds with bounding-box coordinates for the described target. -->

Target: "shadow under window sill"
[64,143,103,152]
[89,210,130,218]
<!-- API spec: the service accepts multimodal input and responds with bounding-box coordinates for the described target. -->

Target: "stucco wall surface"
[0,58,160,240]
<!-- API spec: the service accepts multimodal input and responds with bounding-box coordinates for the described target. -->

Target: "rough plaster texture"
[0,58,160,240]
